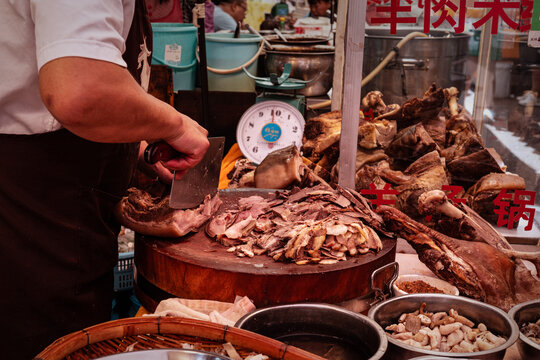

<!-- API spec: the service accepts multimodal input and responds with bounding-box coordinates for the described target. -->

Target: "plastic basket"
[114,251,134,292]
[36,317,325,360]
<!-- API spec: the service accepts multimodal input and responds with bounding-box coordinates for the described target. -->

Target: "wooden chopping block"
[135,232,396,311]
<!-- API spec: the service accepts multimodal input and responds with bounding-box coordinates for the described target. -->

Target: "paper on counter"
[145,296,256,327]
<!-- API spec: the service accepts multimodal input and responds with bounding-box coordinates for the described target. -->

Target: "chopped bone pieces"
[520,318,540,345]
[205,184,386,263]
[385,304,507,353]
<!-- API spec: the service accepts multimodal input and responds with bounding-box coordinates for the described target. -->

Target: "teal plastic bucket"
[151,23,197,91]
[205,33,263,92]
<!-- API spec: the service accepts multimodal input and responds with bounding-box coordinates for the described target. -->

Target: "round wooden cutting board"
[134,189,397,311]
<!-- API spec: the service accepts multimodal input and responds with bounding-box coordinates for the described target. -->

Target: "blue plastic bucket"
[151,23,197,91]
[204,33,263,92]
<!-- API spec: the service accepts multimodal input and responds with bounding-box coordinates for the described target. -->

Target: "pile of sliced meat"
[206,184,389,264]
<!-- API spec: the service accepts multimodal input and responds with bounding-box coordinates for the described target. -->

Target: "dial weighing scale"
[237,64,315,164]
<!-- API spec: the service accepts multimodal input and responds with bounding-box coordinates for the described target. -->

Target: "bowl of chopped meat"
[393,274,459,297]
[368,294,519,359]
[508,298,540,358]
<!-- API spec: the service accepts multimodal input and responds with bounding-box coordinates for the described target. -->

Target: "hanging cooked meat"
[302,108,397,168]
[302,110,343,164]
[446,148,505,187]
[358,119,398,149]
[386,123,437,166]
[399,83,446,130]
[360,90,401,121]
[422,115,447,149]
[394,151,449,217]
[464,173,527,224]
[377,190,540,311]
[418,190,540,300]
[354,159,412,191]
[377,205,519,311]
[441,87,506,187]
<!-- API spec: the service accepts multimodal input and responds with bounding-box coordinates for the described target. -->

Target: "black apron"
[0,1,152,358]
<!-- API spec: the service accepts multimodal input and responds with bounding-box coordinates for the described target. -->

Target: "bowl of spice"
[393,274,459,297]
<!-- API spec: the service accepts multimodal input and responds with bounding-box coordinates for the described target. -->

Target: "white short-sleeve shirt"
[0,0,135,134]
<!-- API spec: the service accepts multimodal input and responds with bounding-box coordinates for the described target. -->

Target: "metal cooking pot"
[368,294,519,360]
[265,34,330,46]
[96,348,232,359]
[363,28,471,104]
[508,298,540,359]
[264,44,334,97]
[258,29,295,36]
[235,303,387,360]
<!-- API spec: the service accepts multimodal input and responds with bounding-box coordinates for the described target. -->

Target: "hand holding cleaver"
[144,137,225,209]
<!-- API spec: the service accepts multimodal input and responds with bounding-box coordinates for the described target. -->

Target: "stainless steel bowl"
[264,45,335,97]
[96,348,232,359]
[235,303,387,360]
[368,294,519,360]
[508,298,540,359]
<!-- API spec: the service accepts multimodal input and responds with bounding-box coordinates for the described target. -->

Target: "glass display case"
[338,0,540,242]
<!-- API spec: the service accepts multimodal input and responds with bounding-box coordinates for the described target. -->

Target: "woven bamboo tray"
[35,317,326,360]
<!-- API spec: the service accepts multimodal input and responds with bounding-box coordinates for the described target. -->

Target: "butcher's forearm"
[39,57,186,143]
[62,86,184,143]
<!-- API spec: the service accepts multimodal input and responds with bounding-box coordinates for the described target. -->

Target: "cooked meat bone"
[115,188,222,237]
[418,190,540,309]
[419,190,540,266]
[377,205,518,310]
[443,87,459,117]
[254,145,303,189]
[386,304,506,353]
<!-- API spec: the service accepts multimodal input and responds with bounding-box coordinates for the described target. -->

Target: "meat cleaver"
[144,136,225,209]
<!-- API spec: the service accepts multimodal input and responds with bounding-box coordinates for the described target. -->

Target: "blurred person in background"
[145,0,183,22]
[145,0,215,33]
[213,0,247,32]
[306,0,331,18]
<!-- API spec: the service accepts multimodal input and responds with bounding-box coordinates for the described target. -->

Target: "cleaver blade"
[169,136,225,209]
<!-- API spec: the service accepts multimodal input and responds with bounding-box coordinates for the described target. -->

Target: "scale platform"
[244,63,315,116]
[255,92,305,115]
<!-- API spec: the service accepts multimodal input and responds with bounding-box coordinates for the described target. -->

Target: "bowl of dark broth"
[235,303,387,359]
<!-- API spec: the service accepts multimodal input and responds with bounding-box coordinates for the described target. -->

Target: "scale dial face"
[236,100,305,164]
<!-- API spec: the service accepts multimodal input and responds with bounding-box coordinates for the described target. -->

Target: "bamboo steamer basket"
[35,317,326,360]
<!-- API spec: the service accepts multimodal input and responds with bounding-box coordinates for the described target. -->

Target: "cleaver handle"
[144,141,179,164]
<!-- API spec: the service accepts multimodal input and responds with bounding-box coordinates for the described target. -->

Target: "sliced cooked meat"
[115,187,222,238]
[205,185,387,263]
